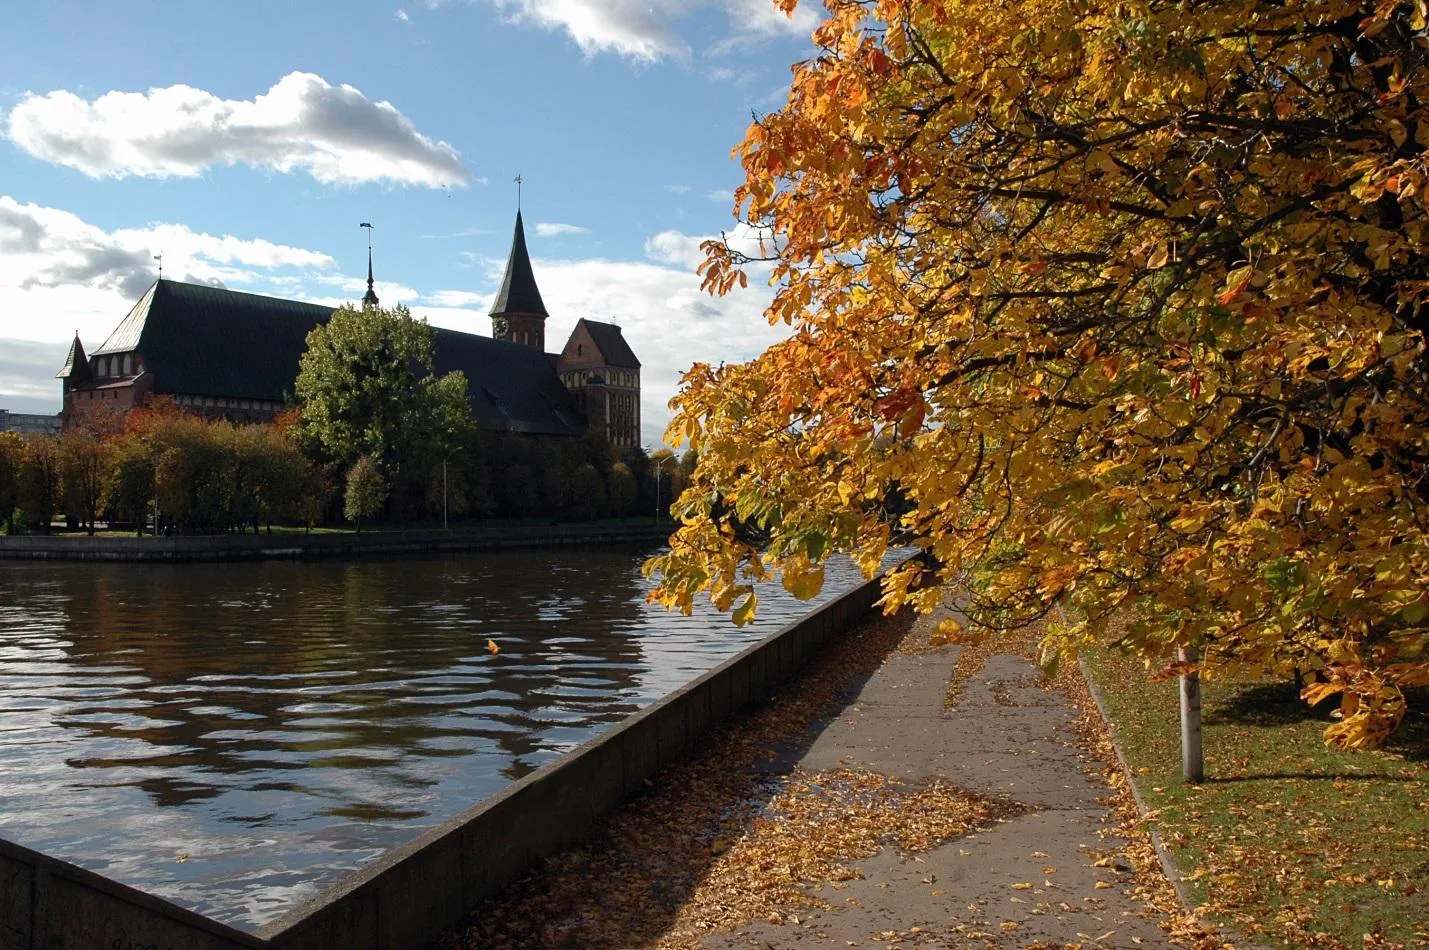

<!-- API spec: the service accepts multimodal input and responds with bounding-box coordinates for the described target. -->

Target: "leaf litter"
[444,606,1013,949]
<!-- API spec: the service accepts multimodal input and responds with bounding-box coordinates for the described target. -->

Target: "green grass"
[1085,648,1429,948]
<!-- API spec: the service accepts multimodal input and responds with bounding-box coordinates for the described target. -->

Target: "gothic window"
[122,354,132,375]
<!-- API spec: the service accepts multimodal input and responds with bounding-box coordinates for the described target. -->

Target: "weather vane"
[360,222,373,248]
[153,253,163,280]
[514,174,522,211]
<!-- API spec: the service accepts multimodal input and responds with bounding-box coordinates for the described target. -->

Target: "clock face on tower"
[492,317,510,339]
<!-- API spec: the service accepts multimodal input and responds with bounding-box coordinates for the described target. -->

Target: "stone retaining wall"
[0,555,909,950]
[0,522,673,562]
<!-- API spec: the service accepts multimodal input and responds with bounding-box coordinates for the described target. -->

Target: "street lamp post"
[442,447,462,530]
[654,455,674,525]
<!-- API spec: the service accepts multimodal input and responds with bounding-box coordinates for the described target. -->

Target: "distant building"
[0,409,62,436]
[58,213,642,447]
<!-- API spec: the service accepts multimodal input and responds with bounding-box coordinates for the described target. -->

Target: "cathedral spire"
[360,222,379,309]
[490,210,548,319]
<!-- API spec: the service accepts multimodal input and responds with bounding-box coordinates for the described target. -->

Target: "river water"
[0,544,876,929]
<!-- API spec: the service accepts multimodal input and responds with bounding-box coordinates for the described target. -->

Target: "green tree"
[606,462,638,517]
[568,463,606,521]
[344,455,387,532]
[296,305,476,517]
[103,436,156,536]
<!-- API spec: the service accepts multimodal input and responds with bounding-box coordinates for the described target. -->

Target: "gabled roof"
[80,278,585,436]
[56,333,91,380]
[489,211,548,318]
[92,279,336,401]
[578,319,641,368]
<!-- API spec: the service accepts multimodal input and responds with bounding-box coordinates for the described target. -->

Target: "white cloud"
[534,222,589,238]
[394,8,411,21]
[663,184,691,194]
[645,223,779,270]
[538,258,785,448]
[4,72,468,187]
[0,196,340,410]
[422,289,489,308]
[470,0,818,61]
[706,189,735,203]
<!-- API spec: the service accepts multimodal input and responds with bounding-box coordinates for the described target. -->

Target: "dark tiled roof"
[56,333,91,380]
[433,330,584,436]
[579,319,641,368]
[92,280,335,401]
[489,211,548,318]
[82,279,585,436]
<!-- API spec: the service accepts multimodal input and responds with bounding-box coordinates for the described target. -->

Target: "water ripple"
[0,544,879,929]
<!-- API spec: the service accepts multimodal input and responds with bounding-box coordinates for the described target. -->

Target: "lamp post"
[654,454,674,525]
[139,437,159,537]
[442,447,462,530]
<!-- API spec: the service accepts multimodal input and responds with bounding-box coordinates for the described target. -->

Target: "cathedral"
[56,213,642,448]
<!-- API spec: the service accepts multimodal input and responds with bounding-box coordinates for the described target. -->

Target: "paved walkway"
[700,605,1176,949]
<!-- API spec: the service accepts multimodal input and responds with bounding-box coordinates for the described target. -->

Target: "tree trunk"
[1179,645,1204,782]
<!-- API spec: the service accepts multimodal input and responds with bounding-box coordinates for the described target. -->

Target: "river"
[0,544,876,929]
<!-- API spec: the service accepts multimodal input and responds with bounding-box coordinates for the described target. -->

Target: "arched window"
[122,354,132,375]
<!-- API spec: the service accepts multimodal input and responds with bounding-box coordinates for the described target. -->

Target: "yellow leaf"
[732,591,759,627]
[486,639,501,656]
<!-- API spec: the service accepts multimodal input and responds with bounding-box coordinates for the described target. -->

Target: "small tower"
[490,211,548,350]
[361,222,379,310]
[55,332,92,429]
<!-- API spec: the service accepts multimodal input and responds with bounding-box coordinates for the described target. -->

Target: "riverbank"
[446,594,1221,949]
[0,520,674,562]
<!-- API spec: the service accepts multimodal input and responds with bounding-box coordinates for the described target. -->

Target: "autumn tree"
[0,433,21,534]
[17,437,60,535]
[58,428,109,535]
[648,0,1429,750]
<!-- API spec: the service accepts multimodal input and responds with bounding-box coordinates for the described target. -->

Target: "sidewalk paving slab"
[701,607,1175,949]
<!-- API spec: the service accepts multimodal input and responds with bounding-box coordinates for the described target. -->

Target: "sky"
[0,0,823,448]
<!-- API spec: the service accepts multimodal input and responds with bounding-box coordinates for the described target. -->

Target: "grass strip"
[1084,648,1428,948]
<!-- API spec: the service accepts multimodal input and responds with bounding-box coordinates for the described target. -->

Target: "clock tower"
[489,211,547,351]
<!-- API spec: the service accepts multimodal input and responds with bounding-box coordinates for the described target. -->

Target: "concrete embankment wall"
[0,556,908,950]
[0,522,672,562]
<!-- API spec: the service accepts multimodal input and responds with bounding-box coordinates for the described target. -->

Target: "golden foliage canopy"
[647,0,1429,747]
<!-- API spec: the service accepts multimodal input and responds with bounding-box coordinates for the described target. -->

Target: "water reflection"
[0,545,869,928]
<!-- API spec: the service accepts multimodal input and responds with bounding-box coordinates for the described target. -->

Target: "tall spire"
[489,211,547,318]
[360,222,379,309]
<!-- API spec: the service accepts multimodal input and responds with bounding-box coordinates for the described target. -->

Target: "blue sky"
[0,0,819,446]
